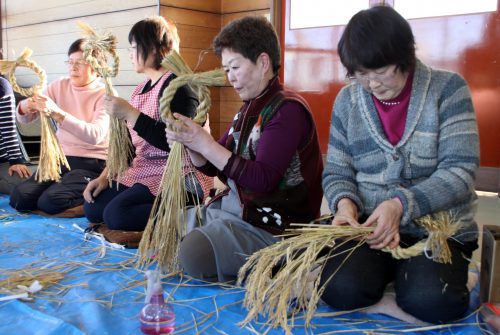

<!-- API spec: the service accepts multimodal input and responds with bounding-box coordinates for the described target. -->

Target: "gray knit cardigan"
[323,60,480,242]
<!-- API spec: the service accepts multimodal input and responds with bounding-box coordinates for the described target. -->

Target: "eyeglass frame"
[346,65,398,85]
[64,59,89,67]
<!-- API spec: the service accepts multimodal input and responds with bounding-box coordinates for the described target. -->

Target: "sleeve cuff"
[391,189,412,226]
[9,158,26,165]
[328,191,364,216]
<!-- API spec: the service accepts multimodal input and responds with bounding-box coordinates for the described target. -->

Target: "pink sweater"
[17,78,109,160]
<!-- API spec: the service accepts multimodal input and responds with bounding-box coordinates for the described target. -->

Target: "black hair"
[128,16,179,70]
[338,5,416,76]
[68,38,85,56]
[213,16,281,74]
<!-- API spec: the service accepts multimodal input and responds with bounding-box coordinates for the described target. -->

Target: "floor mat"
[0,196,484,334]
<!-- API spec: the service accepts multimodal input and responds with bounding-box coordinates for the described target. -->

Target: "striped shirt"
[0,77,25,165]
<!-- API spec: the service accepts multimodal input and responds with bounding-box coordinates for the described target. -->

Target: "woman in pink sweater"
[10,39,109,216]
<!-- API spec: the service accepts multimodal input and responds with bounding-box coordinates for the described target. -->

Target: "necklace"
[379,99,400,106]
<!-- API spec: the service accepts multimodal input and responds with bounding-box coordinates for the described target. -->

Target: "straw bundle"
[137,50,226,271]
[0,48,69,182]
[238,211,461,334]
[77,21,132,184]
[0,271,64,291]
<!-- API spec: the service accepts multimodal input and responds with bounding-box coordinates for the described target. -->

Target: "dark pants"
[84,177,204,231]
[320,236,477,323]
[84,181,155,231]
[10,156,105,214]
[0,162,37,195]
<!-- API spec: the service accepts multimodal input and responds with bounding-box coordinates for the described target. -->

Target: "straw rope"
[0,48,69,182]
[137,50,226,271]
[77,21,132,184]
[237,211,462,334]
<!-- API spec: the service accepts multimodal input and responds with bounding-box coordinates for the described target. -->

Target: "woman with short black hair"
[321,5,479,323]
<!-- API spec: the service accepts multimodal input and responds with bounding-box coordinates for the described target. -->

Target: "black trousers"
[9,156,105,214]
[84,180,202,231]
[319,236,477,323]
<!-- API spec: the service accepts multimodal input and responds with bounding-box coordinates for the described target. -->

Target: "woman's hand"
[165,113,214,154]
[83,175,108,203]
[332,198,360,227]
[31,95,66,123]
[363,198,403,250]
[104,95,140,124]
[8,164,32,178]
[19,96,42,116]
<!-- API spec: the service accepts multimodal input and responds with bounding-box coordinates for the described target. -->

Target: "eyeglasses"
[64,59,88,67]
[127,46,137,53]
[347,65,397,85]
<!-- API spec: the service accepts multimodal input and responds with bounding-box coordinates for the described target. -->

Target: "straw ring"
[77,21,119,79]
[82,43,119,79]
[159,69,225,125]
[2,49,46,97]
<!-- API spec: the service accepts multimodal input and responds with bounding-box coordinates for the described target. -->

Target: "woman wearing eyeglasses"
[10,39,109,217]
[321,6,479,323]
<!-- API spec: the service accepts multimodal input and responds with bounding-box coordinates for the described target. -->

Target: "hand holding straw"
[0,48,69,182]
[77,21,132,184]
[237,211,461,334]
[137,50,225,271]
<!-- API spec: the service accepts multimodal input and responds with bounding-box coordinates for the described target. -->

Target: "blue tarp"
[0,195,484,334]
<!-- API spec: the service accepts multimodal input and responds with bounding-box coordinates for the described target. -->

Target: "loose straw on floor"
[237,211,461,334]
[137,50,225,271]
[77,21,131,184]
[0,48,69,182]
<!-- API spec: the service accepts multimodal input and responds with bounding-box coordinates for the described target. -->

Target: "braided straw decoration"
[0,48,69,182]
[77,21,132,184]
[137,50,226,271]
[237,211,461,334]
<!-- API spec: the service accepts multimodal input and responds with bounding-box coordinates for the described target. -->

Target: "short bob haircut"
[128,16,180,70]
[213,16,281,75]
[338,5,416,76]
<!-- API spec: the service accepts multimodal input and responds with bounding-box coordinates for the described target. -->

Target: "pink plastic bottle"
[139,271,175,335]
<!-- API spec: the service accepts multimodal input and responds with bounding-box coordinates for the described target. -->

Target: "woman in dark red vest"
[166,16,323,283]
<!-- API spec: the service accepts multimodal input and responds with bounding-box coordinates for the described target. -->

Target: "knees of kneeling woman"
[179,230,218,282]
[395,279,470,323]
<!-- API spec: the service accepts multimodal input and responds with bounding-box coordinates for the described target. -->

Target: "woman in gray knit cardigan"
[321,6,479,323]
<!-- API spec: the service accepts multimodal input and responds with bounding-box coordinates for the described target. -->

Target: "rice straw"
[238,211,462,334]
[137,50,225,271]
[77,21,132,185]
[0,48,69,182]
